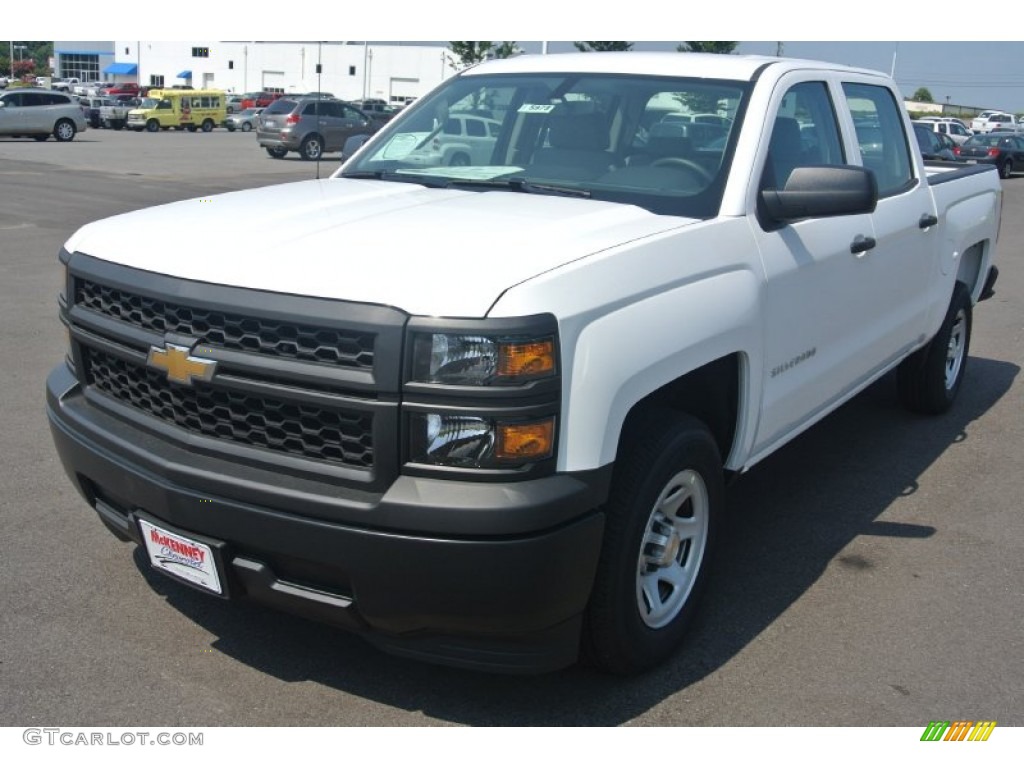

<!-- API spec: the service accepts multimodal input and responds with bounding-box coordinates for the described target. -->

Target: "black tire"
[226,125,236,132]
[266,146,287,159]
[133,127,143,132]
[201,119,214,132]
[898,281,972,414]
[33,134,48,142]
[113,121,124,131]
[585,409,722,674]
[448,152,470,166]
[300,134,323,161]
[241,122,252,132]
[146,119,160,133]
[186,124,198,132]
[54,119,76,142]
[1000,158,1014,179]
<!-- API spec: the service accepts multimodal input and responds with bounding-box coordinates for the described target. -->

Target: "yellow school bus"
[127,89,227,132]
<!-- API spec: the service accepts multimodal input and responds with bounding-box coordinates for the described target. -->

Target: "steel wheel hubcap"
[945,309,967,390]
[636,469,709,629]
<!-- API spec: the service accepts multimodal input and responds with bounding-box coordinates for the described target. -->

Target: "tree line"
[448,42,738,69]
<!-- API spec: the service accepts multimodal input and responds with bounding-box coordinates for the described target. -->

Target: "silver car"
[0,88,87,141]
[224,107,263,132]
[257,97,384,161]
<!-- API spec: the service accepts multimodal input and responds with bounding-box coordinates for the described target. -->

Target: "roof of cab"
[461,52,887,82]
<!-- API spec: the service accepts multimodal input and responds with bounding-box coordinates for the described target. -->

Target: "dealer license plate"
[966,159,978,164]
[138,519,223,595]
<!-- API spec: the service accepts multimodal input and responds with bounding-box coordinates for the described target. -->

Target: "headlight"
[411,333,555,386]
[409,413,555,468]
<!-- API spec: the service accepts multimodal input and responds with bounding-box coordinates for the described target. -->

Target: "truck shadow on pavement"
[133,356,1018,726]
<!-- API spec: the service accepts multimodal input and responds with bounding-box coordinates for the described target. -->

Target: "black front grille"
[86,349,374,468]
[76,279,375,370]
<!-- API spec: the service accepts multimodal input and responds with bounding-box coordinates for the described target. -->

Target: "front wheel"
[1000,158,1014,179]
[241,122,252,132]
[54,119,76,142]
[585,410,722,674]
[146,119,160,133]
[898,281,972,414]
[201,118,214,132]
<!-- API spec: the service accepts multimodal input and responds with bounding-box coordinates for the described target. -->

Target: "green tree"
[573,42,633,52]
[677,42,738,54]
[447,42,519,71]
[912,87,934,103]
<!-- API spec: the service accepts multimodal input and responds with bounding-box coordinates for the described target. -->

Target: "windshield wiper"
[338,170,448,188]
[444,177,592,198]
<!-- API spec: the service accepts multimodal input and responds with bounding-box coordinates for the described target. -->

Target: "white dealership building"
[53,41,455,103]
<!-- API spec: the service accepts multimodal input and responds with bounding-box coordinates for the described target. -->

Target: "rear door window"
[842,82,913,197]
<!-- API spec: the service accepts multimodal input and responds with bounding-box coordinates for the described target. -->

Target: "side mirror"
[760,165,878,224]
[341,134,370,162]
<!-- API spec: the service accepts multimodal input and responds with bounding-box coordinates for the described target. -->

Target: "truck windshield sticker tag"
[770,347,817,378]
[518,104,556,114]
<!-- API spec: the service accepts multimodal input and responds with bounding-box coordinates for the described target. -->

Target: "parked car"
[971,111,1016,134]
[351,100,400,122]
[257,97,385,160]
[0,88,86,141]
[240,91,282,110]
[918,118,973,145]
[0,76,10,89]
[953,133,1024,178]
[79,96,114,129]
[224,107,263,132]
[912,122,957,161]
[225,94,245,114]
[103,83,139,97]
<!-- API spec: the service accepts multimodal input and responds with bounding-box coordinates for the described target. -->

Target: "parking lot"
[0,127,1022,727]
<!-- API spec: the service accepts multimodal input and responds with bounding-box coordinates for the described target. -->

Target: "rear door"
[840,80,935,365]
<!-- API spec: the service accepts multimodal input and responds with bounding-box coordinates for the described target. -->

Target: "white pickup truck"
[47,53,1001,675]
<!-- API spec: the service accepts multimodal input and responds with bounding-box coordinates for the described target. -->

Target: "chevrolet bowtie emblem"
[147,343,217,386]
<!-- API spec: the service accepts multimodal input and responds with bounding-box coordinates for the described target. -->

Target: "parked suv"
[257,97,385,160]
[0,88,86,141]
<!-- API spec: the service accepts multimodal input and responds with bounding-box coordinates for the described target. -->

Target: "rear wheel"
[201,118,214,132]
[898,281,972,414]
[266,146,287,159]
[448,152,471,166]
[146,119,160,133]
[54,119,76,142]
[585,410,722,674]
[1001,158,1014,179]
[300,134,323,161]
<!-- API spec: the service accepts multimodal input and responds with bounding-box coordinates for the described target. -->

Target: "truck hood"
[64,178,694,317]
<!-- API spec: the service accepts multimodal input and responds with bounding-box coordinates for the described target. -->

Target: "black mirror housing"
[760,165,878,224]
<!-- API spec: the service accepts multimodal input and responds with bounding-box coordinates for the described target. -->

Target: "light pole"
[13,44,27,79]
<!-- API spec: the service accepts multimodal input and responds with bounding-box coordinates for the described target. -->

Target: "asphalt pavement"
[0,128,1021,727]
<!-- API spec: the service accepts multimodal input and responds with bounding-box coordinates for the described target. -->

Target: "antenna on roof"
[316,41,323,180]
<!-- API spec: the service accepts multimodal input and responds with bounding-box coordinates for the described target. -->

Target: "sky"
[24,1,1024,111]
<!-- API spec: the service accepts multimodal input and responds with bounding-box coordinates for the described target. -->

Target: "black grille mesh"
[87,349,374,468]
[76,280,374,370]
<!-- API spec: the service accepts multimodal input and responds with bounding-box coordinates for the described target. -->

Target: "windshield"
[338,72,750,218]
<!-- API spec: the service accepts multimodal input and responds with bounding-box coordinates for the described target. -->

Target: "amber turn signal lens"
[497,340,555,379]
[495,418,555,462]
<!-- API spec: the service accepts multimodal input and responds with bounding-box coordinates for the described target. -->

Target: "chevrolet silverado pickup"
[47,53,1002,674]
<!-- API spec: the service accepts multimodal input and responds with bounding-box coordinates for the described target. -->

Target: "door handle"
[850,235,876,255]
[919,213,938,229]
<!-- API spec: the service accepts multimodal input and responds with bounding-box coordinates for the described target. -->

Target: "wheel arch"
[557,267,760,475]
